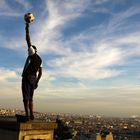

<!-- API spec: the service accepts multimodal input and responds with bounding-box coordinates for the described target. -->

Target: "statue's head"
[32,45,37,53]
[28,45,37,56]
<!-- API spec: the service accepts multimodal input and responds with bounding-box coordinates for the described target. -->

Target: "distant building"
[96,133,102,140]
[106,132,113,140]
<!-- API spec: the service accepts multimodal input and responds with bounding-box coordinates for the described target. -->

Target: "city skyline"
[0,0,140,117]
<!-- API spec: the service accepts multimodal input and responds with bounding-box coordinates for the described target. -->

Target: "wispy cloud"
[29,0,140,82]
[106,6,140,35]
[15,0,31,10]
[1,0,140,82]
[0,67,17,81]
[32,0,91,53]
[46,43,123,80]
[0,67,20,97]
[39,0,139,79]
[0,0,31,16]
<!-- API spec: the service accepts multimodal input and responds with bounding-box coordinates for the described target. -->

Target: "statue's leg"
[23,100,29,117]
[29,100,34,120]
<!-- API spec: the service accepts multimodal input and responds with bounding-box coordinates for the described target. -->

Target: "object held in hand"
[24,12,35,23]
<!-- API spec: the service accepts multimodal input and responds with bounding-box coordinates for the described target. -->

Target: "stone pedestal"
[0,119,57,140]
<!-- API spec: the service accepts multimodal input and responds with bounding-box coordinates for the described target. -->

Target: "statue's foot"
[15,114,29,122]
[30,114,34,120]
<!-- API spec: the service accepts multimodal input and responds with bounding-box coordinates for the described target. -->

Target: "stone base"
[0,119,57,140]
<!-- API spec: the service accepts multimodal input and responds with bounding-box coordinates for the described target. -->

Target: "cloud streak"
[28,0,140,82]
[1,0,140,82]
[0,0,31,16]
[0,67,17,81]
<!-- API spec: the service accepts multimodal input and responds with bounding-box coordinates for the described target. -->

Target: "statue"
[21,13,42,121]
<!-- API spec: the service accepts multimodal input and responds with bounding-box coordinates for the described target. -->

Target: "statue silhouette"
[21,23,42,120]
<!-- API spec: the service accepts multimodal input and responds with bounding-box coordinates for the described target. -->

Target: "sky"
[0,0,140,117]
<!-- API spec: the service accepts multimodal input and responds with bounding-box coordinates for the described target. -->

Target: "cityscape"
[0,108,140,140]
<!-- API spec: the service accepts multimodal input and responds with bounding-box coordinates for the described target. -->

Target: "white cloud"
[0,68,17,81]
[32,0,91,54]
[46,43,123,80]
[0,67,20,97]
[94,0,110,5]
[116,32,140,47]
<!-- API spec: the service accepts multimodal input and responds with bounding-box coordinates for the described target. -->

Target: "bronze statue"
[21,13,42,120]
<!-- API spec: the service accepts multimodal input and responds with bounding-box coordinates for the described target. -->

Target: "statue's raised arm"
[25,23,32,48]
[24,12,35,48]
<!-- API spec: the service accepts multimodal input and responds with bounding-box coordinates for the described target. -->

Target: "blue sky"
[0,0,140,117]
